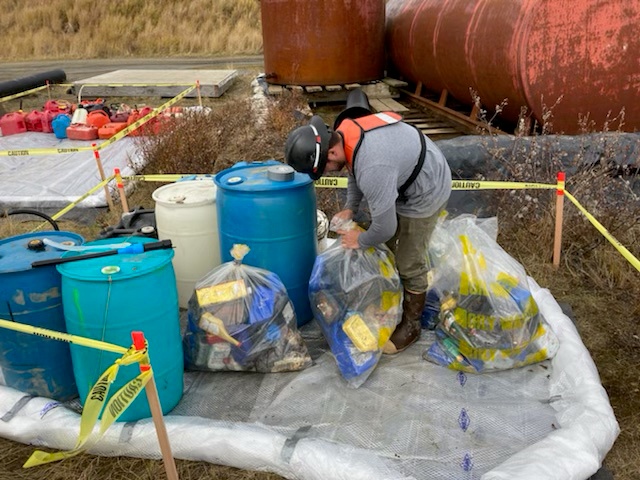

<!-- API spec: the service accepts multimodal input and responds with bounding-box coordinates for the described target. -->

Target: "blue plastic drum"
[0,231,83,401]
[57,237,183,422]
[214,161,317,326]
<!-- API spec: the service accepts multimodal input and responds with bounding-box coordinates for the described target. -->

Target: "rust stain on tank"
[261,0,386,86]
[387,0,640,134]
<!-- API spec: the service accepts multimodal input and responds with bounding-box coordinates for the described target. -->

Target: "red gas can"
[44,100,72,115]
[98,122,128,139]
[41,110,56,133]
[25,110,44,132]
[66,124,99,141]
[127,106,155,136]
[86,110,111,129]
[0,112,27,136]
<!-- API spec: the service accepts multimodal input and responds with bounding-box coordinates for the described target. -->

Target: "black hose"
[3,209,60,231]
[0,69,67,98]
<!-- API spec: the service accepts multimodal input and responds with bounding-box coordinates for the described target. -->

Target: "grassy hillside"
[0,0,263,61]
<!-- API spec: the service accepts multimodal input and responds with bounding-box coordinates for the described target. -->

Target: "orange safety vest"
[337,111,403,169]
[337,111,426,202]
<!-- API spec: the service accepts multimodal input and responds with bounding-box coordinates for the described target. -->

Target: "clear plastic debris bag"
[309,223,402,388]
[183,244,312,373]
[424,214,559,373]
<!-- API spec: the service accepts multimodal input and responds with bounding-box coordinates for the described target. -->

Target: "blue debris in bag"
[326,321,378,380]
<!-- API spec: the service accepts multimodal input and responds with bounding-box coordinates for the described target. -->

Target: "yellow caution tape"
[0,317,127,354]
[451,180,556,190]
[0,146,93,156]
[0,85,195,157]
[564,190,640,273]
[26,176,116,232]
[125,174,557,193]
[77,82,202,87]
[24,346,151,468]
[314,177,349,188]
[312,177,556,190]
[125,173,208,182]
[0,85,49,103]
[50,175,115,221]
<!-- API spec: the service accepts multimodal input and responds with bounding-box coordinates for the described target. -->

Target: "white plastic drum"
[152,180,220,308]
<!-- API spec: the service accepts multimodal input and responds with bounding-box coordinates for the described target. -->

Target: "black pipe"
[0,69,67,98]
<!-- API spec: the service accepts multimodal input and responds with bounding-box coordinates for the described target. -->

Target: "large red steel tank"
[261,0,386,86]
[386,0,640,134]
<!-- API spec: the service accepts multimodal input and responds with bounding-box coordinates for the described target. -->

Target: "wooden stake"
[92,143,115,211]
[196,80,202,108]
[131,332,180,480]
[552,172,566,268]
[438,89,448,106]
[113,168,129,214]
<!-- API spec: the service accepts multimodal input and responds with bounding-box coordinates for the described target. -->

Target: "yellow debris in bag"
[196,279,248,305]
[343,313,378,352]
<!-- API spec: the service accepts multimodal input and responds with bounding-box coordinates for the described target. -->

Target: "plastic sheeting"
[0,132,143,210]
[0,277,619,480]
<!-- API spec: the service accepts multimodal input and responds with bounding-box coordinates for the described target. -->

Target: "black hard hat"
[284,115,331,180]
[333,88,373,130]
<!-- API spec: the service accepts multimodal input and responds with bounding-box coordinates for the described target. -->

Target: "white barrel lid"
[152,180,217,207]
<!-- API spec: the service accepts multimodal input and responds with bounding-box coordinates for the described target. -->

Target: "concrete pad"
[73,69,238,98]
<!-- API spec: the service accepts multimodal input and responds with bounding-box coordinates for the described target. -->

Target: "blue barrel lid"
[0,231,84,274]
[57,237,174,282]
[214,160,312,192]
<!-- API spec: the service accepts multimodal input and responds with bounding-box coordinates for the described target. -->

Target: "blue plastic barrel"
[214,161,317,326]
[57,237,183,422]
[0,231,83,401]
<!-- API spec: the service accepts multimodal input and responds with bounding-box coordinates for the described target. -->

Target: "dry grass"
[0,0,262,61]
[0,436,284,480]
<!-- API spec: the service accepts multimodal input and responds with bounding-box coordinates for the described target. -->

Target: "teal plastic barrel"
[57,237,183,422]
[214,161,317,326]
[0,232,83,401]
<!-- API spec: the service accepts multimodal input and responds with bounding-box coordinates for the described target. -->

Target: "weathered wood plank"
[377,97,410,112]
[382,77,408,88]
[419,127,460,134]
[369,99,388,112]
[267,85,284,95]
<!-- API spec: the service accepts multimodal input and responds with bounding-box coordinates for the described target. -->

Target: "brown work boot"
[383,290,426,354]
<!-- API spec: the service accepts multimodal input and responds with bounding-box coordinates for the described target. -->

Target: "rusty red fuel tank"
[261,0,386,86]
[386,0,640,134]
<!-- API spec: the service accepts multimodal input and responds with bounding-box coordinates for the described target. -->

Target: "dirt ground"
[1,67,639,480]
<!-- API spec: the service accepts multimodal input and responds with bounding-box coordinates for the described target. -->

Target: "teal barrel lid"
[0,231,84,274]
[214,160,312,192]
[57,237,174,282]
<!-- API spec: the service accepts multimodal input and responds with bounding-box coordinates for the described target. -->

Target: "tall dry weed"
[473,92,640,294]
[136,89,309,175]
[1,0,262,60]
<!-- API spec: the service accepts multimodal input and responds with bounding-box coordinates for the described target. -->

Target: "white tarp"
[0,132,142,210]
[0,278,619,480]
